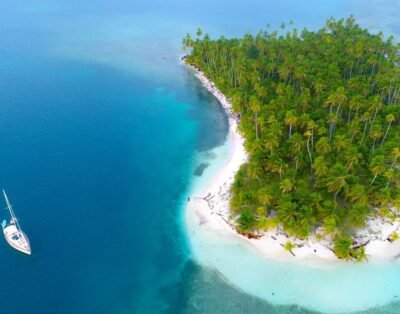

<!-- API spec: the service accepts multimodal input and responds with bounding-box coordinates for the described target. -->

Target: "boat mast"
[2,190,22,230]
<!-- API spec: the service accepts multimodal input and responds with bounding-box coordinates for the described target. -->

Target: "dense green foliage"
[184,17,400,246]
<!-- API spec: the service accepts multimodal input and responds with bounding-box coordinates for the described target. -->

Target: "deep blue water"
[0,1,399,313]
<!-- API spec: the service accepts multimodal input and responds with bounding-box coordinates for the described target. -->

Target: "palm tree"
[237,210,256,233]
[390,232,400,241]
[182,33,194,51]
[390,147,400,169]
[307,119,317,150]
[333,236,353,260]
[284,110,297,138]
[323,94,336,115]
[344,148,362,173]
[257,116,266,137]
[297,205,314,237]
[369,124,383,151]
[359,111,371,144]
[335,87,347,104]
[314,82,325,106]
[381,114,395,145]
[280,178,294,193]
[313,156,329,188]
[348,96,362,121]
[308,192,323,212]
[323,216,338,237]
[368,96,383,127]
[379,168,395,198]
[333,135,349,152]
[269,157,286,181]
[325,164,350,199]
[326,113,338,142]
[247,160,262,183]
[348,204,370,228]
[247,138,263,154]
[264,133,279,154]
[283,241,295,255]
[250,98,261,139]
[277,199,298,228]
[346,184,368,205]
[316,137,332,155]
[288,133,304,155]
[314,81,325,97]
[278,66,290,82]
[333,87,348,118]
[349,118,360,143]
[231,91,247,115]
[304,130,313,172]
[195,27,203,37]
[257,188,273,206]
[369,155,385,185]
[299,88,310,111]
[355,247,369,262]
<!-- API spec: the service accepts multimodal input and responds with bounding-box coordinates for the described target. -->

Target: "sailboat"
[1,190,31,255]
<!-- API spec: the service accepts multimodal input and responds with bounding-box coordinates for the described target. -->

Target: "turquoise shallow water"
[0,1,399,313]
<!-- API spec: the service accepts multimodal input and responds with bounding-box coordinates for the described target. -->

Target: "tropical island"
[183,16,400,261]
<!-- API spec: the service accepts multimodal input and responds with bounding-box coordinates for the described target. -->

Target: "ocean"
[0,1,399,313]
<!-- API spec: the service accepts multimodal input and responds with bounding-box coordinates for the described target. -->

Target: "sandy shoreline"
[183,57,400,266]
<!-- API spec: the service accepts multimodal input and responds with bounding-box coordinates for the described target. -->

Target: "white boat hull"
[3,224,31,255]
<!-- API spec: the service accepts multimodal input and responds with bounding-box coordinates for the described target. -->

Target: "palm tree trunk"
[313,175,320,189]
[347,162,353,173]
[331,122,336,141]
[255,112,258,139]
[360,122,368,144]
[391,155,398,169]
[329,123,334,142]
[370,173,378,185]
[307,137,313,173]
[368,109,379,136]
[381,121,392,145]
[379,180,391,198]
[311,129,314,150]
[335,104,341,118]
[351,132,355,144]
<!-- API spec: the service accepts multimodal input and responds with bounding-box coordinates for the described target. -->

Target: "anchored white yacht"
[1,190,31,255]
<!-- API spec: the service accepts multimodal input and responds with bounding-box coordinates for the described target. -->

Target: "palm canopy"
[185,16,400,259]
[325,164,351,198]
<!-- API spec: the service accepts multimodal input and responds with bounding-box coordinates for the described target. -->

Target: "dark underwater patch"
[194,162,210,176]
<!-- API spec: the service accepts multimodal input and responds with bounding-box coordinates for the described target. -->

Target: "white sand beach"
[183,57,400,265]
